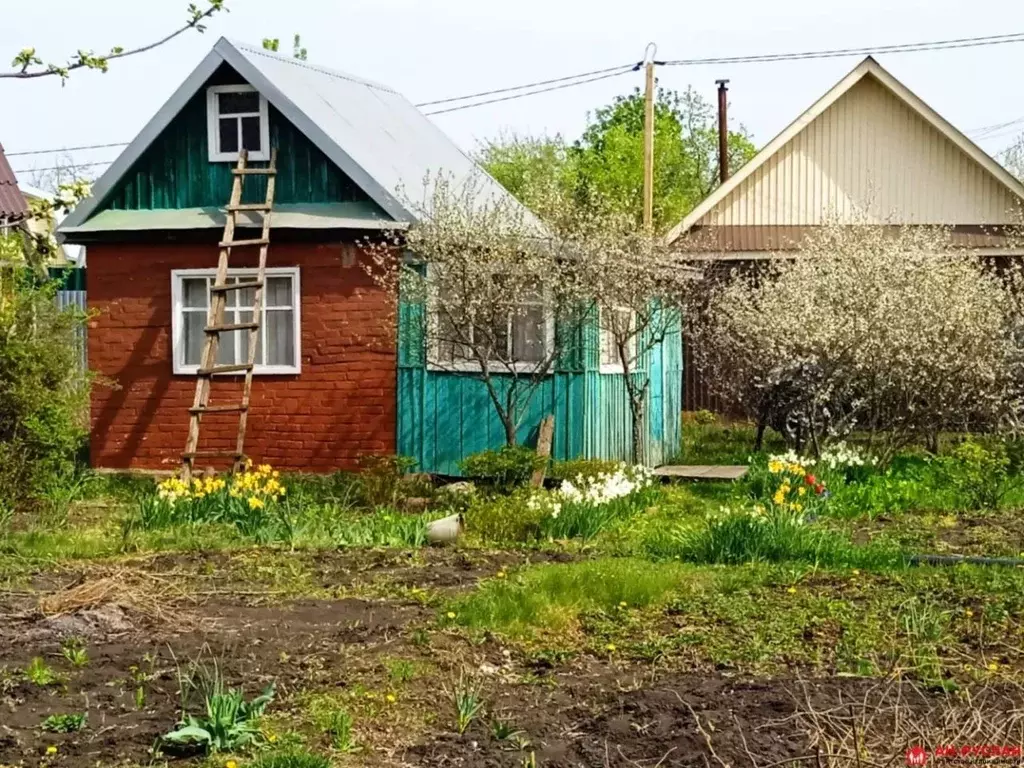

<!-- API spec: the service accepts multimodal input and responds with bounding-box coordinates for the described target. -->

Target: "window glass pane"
[235,282,257,311]
[489,313,509,360]
[266,276,292,307]
[237,309,262,366]
[219,117,239,154]
[241,116,261,152]
[266,309,294,366]
[182,278,208,309]
[182,311,206,366]
[218,90,260,115]
[601,309,633,367]
[216,327,238,365]
[512,305,546,362]
[435,311,470,363]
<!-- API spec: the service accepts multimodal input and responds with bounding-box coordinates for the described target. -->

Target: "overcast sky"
[3,0,1024,185]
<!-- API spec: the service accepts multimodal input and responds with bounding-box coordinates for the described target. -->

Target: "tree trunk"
[630,394,646,466]
[502,414,517,446]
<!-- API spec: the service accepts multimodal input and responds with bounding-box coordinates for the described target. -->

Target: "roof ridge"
[222,38,398,94]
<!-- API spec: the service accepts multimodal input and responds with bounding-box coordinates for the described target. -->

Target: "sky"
[3,0,1024,187]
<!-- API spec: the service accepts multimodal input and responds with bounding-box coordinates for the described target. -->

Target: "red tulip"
[814,484,825,495]
[805,474,817,486]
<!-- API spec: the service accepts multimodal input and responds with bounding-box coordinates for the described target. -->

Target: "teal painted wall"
[396,294,683,473]
[98,64,381,212]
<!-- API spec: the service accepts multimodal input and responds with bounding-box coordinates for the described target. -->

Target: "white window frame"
[170,267,301,375]
[425,273,555,374]
[206,84,271,162]
[599,306,638,375]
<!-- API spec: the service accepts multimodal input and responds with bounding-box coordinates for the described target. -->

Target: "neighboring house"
[19,185,85,266]
[59,38,681,472]
[667,56,1024,413]
[0,144,29,232]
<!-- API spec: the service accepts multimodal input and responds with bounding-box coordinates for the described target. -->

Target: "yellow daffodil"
[605,643,617,651]
[248,496,265,510]
[446,611,456,619]
[987,662,999,672]
[226,761,238,768]
[965,609,974,618]
[46,746,58,755]
[386,693,397,703]
[787,587,797,594]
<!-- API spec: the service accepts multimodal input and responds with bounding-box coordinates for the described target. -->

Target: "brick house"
[58,38,528,472]
[60,39,683,472]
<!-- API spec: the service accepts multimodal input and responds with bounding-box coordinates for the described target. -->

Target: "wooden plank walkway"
[653,465,748,481]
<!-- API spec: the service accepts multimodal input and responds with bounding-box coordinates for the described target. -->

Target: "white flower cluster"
[526,495,563,518]
[557,464,653,507]
[818,442,874,470]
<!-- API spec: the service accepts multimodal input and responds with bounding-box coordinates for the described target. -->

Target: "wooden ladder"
[181,148,278,481]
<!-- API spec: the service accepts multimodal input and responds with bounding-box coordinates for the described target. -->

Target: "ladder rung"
[189,404,249,414]
[210,281,263,293]
[205,322,260,333]
[196,363,253,375]
[182,450,245,460]
[226,203,272,212]
[220,238,269,249]
[232,168,276,175]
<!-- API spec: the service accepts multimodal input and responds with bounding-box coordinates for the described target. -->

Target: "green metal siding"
[396,292,683,473]
[98,65,377,212]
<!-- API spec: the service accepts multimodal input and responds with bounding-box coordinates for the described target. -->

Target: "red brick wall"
[87,241,396,471]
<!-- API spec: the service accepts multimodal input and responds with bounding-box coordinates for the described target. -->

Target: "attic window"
[206,85,270,162]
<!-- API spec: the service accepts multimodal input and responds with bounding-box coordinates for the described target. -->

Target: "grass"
[447,558,1024,681]
[646,509,906,570]
[450,559,690,635]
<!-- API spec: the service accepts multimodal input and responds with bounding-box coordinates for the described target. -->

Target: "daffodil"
[446,611,456,619]
[386,693,397,703]
[605,643,617,652]
[787,587,797,594]
[46,745,58,755]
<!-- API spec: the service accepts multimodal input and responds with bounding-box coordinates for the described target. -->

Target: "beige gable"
[698,74,1019,228]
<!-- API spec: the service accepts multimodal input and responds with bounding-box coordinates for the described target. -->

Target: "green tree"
[478,86,757,233]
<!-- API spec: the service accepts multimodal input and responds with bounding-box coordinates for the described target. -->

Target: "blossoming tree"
[692,217,1024,462]
[365,175,589,448]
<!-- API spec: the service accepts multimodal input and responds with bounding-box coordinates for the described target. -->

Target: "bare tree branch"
[2,1,228,83]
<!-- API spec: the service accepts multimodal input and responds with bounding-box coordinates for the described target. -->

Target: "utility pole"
[643,44,656,233]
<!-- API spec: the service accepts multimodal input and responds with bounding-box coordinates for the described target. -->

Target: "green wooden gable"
[98,64,380,212]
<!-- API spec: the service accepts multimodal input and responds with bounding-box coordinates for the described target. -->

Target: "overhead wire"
[10,29,1024,163]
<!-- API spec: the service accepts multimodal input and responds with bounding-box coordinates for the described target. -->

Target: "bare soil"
[0,549,993,767]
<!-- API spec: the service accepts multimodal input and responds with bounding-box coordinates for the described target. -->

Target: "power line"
[423,67,636,115]
[6,142,129,158]
[12,159,115,175]
[663,31,1024,66]
[11,28,1024,159]
[416,63,636,107]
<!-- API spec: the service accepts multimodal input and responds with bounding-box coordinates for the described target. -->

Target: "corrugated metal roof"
[62,202,404,234]
[61,39,540,234]
[0,143,28,223]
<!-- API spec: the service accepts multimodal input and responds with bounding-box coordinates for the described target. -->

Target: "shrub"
[461,446,546,491]
[0,268,90,508]
[694,218,1024,462]
[356,454,419,507]
[939,440,1012,511]
[467,490,547,543]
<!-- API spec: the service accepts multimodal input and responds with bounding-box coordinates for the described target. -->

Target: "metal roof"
[0,144,28,223]
[61,39,539,234]
[61,202,402,234]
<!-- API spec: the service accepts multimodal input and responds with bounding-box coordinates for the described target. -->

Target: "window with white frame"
[206,85,270,162]
[171,268,300,375]
[599,306,637,373]
[432,284,553,371]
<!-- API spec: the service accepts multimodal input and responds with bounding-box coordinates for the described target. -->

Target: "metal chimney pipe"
[716,79,730,184]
